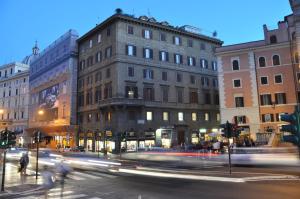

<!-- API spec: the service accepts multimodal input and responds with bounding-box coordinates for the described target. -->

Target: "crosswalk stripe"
[67,174,86,180]
[89,197,102,199]
[50,194,87,199]
[48,190,74,196]
[87,171,117,179]
[73,171,102,179]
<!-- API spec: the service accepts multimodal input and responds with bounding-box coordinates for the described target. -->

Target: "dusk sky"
[0,0,291,65]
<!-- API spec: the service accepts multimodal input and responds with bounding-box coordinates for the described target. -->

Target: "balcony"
[97,97,217,110]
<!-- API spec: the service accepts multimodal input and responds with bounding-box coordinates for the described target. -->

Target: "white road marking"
[88,171,117,178]
[50,194,87,199]
[48,190,74,196]
[67,174,86,181]
[73,171,102,179]
[89,197,103,199]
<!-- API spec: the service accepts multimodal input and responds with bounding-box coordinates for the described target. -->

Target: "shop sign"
[199,128,207,133]
[106,131,112,137]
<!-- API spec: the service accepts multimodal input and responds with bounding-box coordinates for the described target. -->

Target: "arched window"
[259,57,266,67]
[270,35,277,44]
[295,52,299,64]
[272,55,280,66]
[232,60,239,70]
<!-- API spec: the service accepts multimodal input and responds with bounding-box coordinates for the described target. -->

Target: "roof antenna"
[147,8,151,17]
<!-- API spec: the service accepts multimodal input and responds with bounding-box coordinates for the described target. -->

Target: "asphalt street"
[0,161,300,199]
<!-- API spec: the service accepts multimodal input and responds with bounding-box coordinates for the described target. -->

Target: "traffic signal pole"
[1,149,6,192]
[35,131,40,180]
[228,144,232,175]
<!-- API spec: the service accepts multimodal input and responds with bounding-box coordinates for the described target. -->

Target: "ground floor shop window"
[126,140,137,151]
[87,139,93,151]
[79,139,84,146]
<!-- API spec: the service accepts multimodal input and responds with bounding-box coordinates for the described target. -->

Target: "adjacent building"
[216,0,300,143]
[0,62,30,146]
[27,30,79,148]
[77,11,222,153]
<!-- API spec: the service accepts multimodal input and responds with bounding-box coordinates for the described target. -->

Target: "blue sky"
[0,0,291,65]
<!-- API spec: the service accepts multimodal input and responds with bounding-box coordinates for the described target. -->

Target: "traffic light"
[220,121,233,138]
[0,129,17,148]
[281,105,300,146]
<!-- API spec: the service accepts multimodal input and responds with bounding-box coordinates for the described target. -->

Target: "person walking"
[23,152,29,175]
[19,153,26,183]
[41,166,55,199]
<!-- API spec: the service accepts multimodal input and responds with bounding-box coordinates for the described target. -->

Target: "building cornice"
[216,41,291,56]
[77,14,223,45]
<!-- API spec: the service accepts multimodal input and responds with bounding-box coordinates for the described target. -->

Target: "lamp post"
[35,109,44,180]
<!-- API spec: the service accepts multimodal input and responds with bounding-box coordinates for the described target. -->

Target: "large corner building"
[77,11,222,153]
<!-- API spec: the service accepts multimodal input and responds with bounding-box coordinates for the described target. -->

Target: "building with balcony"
[0,62,30,146]
[77,10,222,153]
[28,30,79,148]
[216,0,300,144]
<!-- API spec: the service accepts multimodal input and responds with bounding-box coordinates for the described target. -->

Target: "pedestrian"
[23,152,29,175]
[41,166,55,199]
[19,153,26,184]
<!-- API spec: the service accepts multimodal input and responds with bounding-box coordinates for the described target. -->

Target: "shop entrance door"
[177,130,185,146]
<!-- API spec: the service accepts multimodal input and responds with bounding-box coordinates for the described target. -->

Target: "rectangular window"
[192,112,197,121]
[125,86,138,98]
[190,75,195,84]
[146,111,153,121]
[162,71,167,81]
[161,87,169,102]
[235,97,244,107]
[212,61,217,71]
[174,54,182,64]
[201,77,209,87]
[177,89,183,103]
[143,69,154,79]
[105,46,112,58]
[188,39,193,47]
[235,116,246,124]
[143,29,152,39]
[205,113,210,121]
[173,36,181,45]
[126,45,136,56]
[216,113,220,121]
[128,67,134,77]
[87,113,92,123]
[94,86,102,103]
[188,56,195,66]
[178,112,184,121]
[260,76,268,85]
[143,48,153,59]
[204,93,211,104]
[95,51,102,63]
[274,74,282,84]
[260,94,272,106]
[95,72,102,82]
[275,93,286,104]
[190,91,198,104]
[104,83,112,99]
[200,59,208,68]
[177,73,182,82]
[262,113,274,123]
[89,40,93,48]
[233,79,241,88]
[97,34,102,43]
[213,79,218,88]
[127,25,134,34]
[107,28,111,36]
[163,112,169,121]
[159,51,169,62]
[143,87,154,101]
[105,112,112,122]
[160,33,166,41]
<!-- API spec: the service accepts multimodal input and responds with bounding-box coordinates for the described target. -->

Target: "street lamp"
[38,109,44,116]
[0,109,4,114]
